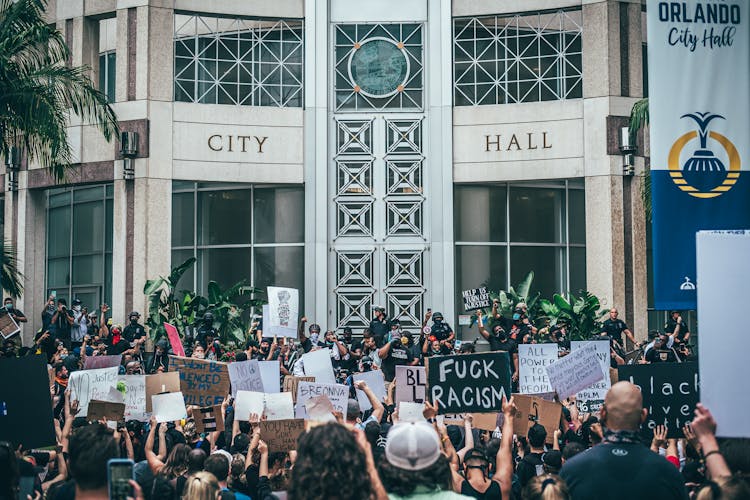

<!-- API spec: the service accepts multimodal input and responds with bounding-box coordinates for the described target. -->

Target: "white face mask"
[73,305,82,312]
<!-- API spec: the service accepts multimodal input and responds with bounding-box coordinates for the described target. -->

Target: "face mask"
[4,304,11,311]
[433,318,442,324]
[512,313,521,321]
[73,305,81,312]
[131,319,138,324]
[310,333,320,344]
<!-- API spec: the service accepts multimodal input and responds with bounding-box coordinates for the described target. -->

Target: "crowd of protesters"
[0,296,748,500]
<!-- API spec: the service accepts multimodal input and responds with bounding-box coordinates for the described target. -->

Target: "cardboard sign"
[395,366,426,404]
[260,419,305,452]
[512,395,562,443]
[264,392,294,421]
[301,349,336,385]
[165,323,186,357]
[295,381,349,419]
[352,370,386,411]
[191,405,225,434]
[83,355,122,370]
[145,372,181,413]
[0,356,56,449]
[259,360,281,393]
[283,376,315,403]
[87,400,126,422]
[118,375,148,421]
[544,344,604,400]
[152,391,188,423]
[518,343,558,394]
[462,287,491,312]
[235,391,265,421]
[267,286,298,337]
[169,356,230,407]
[571,340,612,412]
[398,402,425,422]
[427,352,512,414]
[69,366,120,416]
[618,363,699,438]
[228,360,264,397]
[0,313,20,340]
[473,413,501,432]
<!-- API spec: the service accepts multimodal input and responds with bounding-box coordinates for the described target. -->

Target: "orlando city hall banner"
[647,0,749,310]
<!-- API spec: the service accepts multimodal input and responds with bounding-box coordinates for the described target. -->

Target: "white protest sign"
[398,402,425,422]
[267,286,298,337]
[152,392,188,423]
[571,340,612,412]
[234,391,265,421]
[295,381,349,419]
[697,230,750,438]
[118,375,148,421]
[395,366,426,404]
[259,360,281,393]
[352,370,386,411]
[519,343,558,394]
[301,348,336,385]
[544,344,604,400]
[68,367,119,417]
[228,360,264,397]
[264,392,294,421]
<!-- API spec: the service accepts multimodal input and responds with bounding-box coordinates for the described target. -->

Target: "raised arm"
[145,417,166,474]
[476,309,490,340]
[692,404,732,479]
[457,414,475,462]
[494,396,516,500]
[355,380,385,423]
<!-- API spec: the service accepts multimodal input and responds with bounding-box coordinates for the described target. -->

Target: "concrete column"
[115,9,129,102]
[111,177,128,320]
[17,181,47,345]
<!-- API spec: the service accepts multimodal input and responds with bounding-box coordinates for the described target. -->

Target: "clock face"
[348,38,410,98]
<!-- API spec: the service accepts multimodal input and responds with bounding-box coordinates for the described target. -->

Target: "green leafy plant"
[0,240,22,298]
[470,271,541,327]
[144,257,198,342]
[538,291,607,341]
[204,280,264,346]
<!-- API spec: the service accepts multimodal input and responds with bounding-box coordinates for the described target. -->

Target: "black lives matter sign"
[428,352,511,414]
[618,362,699,438]
[462,287,491,311]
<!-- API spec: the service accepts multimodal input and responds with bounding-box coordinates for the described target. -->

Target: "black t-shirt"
[381,344,414,381]
[369,318,390,346]
[560,442,689,500]
[52,310,74,340]
[516,452,544,487]
[646,348,677,363]
[123,322,146,343]
[665,319,689,341]
[601,319,629,344]
[487,336,517,354]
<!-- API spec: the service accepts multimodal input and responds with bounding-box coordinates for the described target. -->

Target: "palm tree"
[0,241,22,298]
[0,0,119,181]
[629,97,651,221]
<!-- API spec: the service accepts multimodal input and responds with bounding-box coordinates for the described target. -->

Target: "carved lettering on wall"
[484,132,552,152]
[207,135,268,153]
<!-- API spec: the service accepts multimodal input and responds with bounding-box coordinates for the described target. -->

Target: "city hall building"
[9,0,652,344]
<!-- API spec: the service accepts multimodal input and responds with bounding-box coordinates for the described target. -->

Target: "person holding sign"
[476,309,519,385]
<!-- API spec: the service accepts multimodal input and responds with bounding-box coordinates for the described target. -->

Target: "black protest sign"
[428,352,511,414]
[618,362,699,438]
[462,287,491,312]
[0,356,56,449]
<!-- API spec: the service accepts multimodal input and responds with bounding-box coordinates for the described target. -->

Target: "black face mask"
[130,319,138,325]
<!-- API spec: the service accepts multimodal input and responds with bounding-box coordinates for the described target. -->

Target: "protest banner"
[69,366,120,416]
[427,352,511,414]
[259,360,281,393]
[83,355,122,370]
[228,359,264,397]
[512,395,563,444]
[518,343,557,395]
[305,395,337,422]
[301,348,336,385]
[235,391,265,421]
[462,287,491,312]
[87,400,126,422]
[260,419,306,452]
[295,381,349,419]
[697,230,750,438]
[395,366,425,404]
[152,392,188,423]
[544,344,604,400]
[267,286,298,337]
[570,340,611,412]
[0,356,56,449]
[191,405,225,433]
[398,402,425,422]
[619,363,699,438]
[352,370,386,411]
[264,392,294,421]
[145,372,181,413]
[169,356,230,407]
[0,313,20,340]
[118,375,147,421]
[164,323,186,357]
[283,376,315,403]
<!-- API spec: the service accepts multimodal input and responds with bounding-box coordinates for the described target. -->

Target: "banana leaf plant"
[470,271,541,327]
[204,280,265,347]
[538,291,607,341]
[143,257,198,342]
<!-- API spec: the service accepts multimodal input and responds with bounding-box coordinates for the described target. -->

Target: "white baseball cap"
[385,422,441,471]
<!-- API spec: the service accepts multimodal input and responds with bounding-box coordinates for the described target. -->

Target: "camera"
[391,338,402,348]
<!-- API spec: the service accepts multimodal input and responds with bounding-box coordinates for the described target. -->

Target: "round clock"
[348,37,410,98]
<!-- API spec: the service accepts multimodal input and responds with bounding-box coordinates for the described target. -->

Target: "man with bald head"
[560,382,688,500]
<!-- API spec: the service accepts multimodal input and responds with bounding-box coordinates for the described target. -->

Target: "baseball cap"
[385,422,441,472]
[543,450,563,470]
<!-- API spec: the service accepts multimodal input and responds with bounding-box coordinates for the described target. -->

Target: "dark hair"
[561,442,586,461]
[288,423,371,500]
[364,421,381,450]
[187,449,207,474]
[234,351,248,362]
[69,424,119,490]
[0,442,19,499]
[528,424,547,448]
[161,443,190,478]
[231,433,250,455]
[204,454,229,482]
[378,453,452,496]
[719,438,750,477]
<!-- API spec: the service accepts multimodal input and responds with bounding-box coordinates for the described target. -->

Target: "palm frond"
[0,240,23,298]
[629,98,649,137]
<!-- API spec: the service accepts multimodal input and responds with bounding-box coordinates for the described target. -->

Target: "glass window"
[98,51,116,103]
[198,248,252,292]
[453,9,582,105]
[254,246,304,294]
[510,246,563,299]
[509,187,565,244]
[455,245,507,316]
[174,15,303,108]
[454,186,506,242]
[253,187,305,244]
[172,192,195,247]
[197,190,252,245]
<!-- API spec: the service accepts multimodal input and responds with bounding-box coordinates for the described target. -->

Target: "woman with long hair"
[183,471,221,500]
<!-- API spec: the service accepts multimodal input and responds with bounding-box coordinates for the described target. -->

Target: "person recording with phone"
[50,298,74,349]
[476,309,520,385]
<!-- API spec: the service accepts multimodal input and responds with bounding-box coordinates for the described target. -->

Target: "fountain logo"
[667,112,741,199]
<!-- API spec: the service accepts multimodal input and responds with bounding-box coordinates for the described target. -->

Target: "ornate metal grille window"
[453,9,582,105]
[334,23,423,111]
[174,14,303,107]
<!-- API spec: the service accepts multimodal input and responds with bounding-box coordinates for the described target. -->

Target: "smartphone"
[107,459,134,500]
[17,476,34,500]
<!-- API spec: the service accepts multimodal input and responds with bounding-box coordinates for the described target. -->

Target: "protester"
[522,474,571,500]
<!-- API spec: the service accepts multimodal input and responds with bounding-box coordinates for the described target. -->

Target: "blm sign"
[462,287,492,312]
[428,352,511,414]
